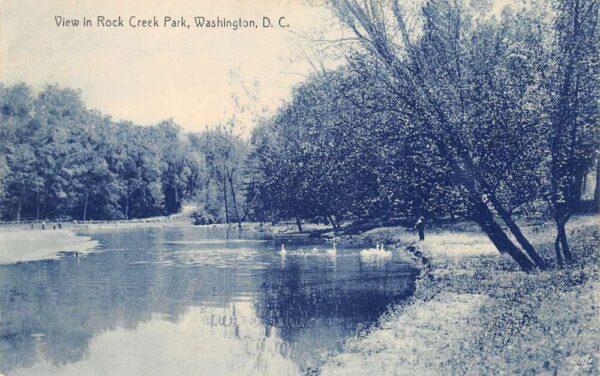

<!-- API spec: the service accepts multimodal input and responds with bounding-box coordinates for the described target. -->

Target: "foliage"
[246,0,599,270]
[0,84,201,221]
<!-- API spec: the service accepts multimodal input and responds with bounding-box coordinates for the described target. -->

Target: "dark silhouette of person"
[415,216,425,241]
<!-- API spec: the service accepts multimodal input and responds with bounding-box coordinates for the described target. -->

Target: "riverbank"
[320,214,600,375]
[0,229,99,264]
[1,213,598,373]
[0,214,330,265]
[0,211,195,264]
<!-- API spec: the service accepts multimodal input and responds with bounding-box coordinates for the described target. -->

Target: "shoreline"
[1,212,598,373]
[0,229,99,264]
[321,214,600,375]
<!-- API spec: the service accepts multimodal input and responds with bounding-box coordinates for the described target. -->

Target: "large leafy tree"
[324,0,552,270]
[546,0,600,264]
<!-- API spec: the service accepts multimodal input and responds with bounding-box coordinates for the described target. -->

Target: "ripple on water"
[158,247,271,269]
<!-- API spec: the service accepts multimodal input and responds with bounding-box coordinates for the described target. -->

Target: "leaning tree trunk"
[440,134,542,269]
[83,192,89,222]
[486,194,545,269]
[453,162,542,270]
[328,215,337,230]
[460,151,544,268]
[559,223,572,263]
[296,217,303,232]
[471,200,535,272]
[554,214,573,264]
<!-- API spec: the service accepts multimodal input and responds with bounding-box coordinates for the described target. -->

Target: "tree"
[0,83,204,221]
[325,0,548,270]
[197,123,246,230]
[546,0,600,264]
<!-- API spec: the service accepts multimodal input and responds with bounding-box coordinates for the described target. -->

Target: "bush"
[191,208,215,225]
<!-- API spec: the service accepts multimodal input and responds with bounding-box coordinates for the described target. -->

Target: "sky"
[0,0,512,134]
[0,0,336,134]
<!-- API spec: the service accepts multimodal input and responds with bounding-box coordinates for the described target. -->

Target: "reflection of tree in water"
[254,255,416,373]
[0,228,416,375]
[0,229,250,374]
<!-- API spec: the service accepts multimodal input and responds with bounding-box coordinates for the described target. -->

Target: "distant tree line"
[0,84,247,223]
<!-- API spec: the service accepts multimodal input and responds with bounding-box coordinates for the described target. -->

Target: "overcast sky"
[0,0,336,133]
[0,0,511,134]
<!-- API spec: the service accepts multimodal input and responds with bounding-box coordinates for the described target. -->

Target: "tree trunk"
[554,234,564,267]
[594,161,600,212]
[335,215,342,229]
[228,175,242,231]
[486,194,545,268]
[125,193,130,220]
[36,192,40,221]
[222,179,229,224]
[440,137,541,268]
[557,220,573,263]
[328,215,336,230]
[83,192,89,222]
[572,169,585,211]
[296,217,303,232]
[472,201,535,272]
[16,197,22,222]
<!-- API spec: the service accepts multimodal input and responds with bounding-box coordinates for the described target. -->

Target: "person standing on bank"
[415,216,425,241]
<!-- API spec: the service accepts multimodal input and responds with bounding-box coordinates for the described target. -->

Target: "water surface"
[0,226,416,375]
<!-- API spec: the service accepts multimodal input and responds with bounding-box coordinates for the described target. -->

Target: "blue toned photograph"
[0,0,599,375]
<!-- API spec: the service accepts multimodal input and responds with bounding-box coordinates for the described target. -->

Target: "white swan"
[279,244,287,256]
[296,248,308,256]
[360,243,392,258]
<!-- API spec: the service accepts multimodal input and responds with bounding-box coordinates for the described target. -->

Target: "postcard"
[1,0,599,375]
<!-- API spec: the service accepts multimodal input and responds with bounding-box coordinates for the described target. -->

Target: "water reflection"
[10,303,301,376]
[0,227,415,375]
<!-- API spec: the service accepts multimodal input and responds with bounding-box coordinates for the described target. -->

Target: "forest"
[0,0,598,271]
[0,84,248,225]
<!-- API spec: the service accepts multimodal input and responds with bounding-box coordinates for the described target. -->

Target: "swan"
[360,243,392,257]
[360,243,378,256]
[279,244,287,256]
[296,248,308,256]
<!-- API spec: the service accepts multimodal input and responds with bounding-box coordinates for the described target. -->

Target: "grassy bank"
[321,215,600,375]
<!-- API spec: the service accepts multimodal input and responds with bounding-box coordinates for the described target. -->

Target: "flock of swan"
[279,243,337,257]
[278,241,392,259]
[359,243,393,258]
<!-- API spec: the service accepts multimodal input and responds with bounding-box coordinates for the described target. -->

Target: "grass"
[321,215,600,375]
